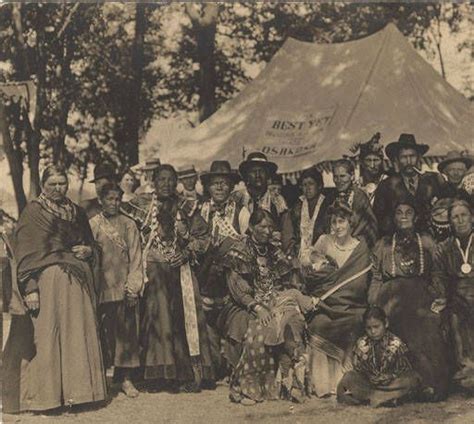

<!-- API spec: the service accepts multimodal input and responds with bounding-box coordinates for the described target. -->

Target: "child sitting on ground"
[337,305,421,407]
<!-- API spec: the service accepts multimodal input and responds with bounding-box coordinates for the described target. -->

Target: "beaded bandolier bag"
[200,200,242,246]
[125,194,202,366]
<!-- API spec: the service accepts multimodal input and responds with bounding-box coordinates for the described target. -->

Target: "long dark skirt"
[140,261,214,382]
[99,300,140,369]
[337,370,421,407]
[451,277,474,390]
[375,276,450,399]
[3,266,106,412]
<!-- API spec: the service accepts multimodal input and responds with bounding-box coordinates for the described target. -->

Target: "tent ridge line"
[340,24,390,132]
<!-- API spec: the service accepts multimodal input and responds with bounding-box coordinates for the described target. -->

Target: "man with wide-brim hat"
[438,151,472,187]
[233,152,287,230]
[135,158,161,196]
[81,162,117,218]
[177,165,201,202]
[433,151,473,241]
[197,160,248,381]
[373,133,444,236]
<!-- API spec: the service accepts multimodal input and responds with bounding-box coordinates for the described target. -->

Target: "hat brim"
[141,164,161,171]
[200,172,241,186]
[385,142,429,162]
[89,174,116,183]
[438,157,473,174]
[239,160,278,178]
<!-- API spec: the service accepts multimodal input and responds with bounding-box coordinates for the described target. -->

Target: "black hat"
[238,152,278,179]
[200,160,241,186]
[89,163,117,183]
[385,134,429,162]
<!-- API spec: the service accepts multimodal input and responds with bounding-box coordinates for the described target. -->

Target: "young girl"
[90,182,144,397]
[337,306,420,407]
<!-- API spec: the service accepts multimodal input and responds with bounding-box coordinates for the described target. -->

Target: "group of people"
[2,131,473,413]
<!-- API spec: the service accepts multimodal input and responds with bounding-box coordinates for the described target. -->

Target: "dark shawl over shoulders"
[13,201,95,286]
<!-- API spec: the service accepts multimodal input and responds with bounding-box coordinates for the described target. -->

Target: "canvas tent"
[160,23,473,177]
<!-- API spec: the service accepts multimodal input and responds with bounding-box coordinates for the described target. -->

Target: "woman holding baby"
[303,201,372,398]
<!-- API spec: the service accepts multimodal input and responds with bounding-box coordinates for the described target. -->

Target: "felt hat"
[200,160,240,186]
[89,163,117,183]
[385,133,429,162]
[238,152,278,178]
[438,150,472,174]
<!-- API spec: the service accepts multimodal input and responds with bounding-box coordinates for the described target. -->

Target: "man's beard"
[401,165,420,176]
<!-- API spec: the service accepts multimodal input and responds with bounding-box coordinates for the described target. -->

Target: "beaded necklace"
[391,232,424,276]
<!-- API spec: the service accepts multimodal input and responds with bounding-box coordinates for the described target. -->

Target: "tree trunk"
[116,2,146,167]
[0,98,27,214]
[185,3,219,122]
[12,3,41,198]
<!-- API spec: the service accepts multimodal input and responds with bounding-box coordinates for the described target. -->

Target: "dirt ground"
[3,381,474,424]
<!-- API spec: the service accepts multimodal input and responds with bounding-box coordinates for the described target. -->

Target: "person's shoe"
[122,380,139,398]
[290,387,307,404]
[240,398,256,406]
[179,381,201,393]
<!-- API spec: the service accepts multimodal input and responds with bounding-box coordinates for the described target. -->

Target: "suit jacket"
[373,172,443,236]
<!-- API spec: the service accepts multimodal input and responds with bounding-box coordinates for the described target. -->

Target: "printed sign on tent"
[255,106,337,159]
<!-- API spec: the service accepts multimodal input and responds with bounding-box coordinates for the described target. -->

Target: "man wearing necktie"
[373,134,443,236]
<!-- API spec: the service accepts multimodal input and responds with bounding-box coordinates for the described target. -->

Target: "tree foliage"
[0,2,470,215]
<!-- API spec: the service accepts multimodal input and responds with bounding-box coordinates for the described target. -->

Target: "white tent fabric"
[160,24,473,173]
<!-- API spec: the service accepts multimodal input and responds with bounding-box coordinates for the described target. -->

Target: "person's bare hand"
[71,245,92,260]
[431,298,447,314]
[125,292,139,308]
[169,252,186,268]
[25,291,40,312]
[255,306,272,327]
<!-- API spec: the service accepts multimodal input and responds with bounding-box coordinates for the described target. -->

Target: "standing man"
[197,160,248,380]
[135,158,161,196]
[234,152,287,231]
[352,133,387,204]
[178,165,202,202]
[81,162,117,219]
[373,133,442,236]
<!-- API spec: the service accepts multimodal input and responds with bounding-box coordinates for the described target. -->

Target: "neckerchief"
[36,193,76,222]
[243,188,287,215]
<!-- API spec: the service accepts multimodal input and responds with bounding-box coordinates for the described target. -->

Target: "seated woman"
[432,200,474,392]
[89,182,144,398]
[218,209,316,405]
[337,306,421,407]
[368,201,450,400]
[305,201,372,398]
